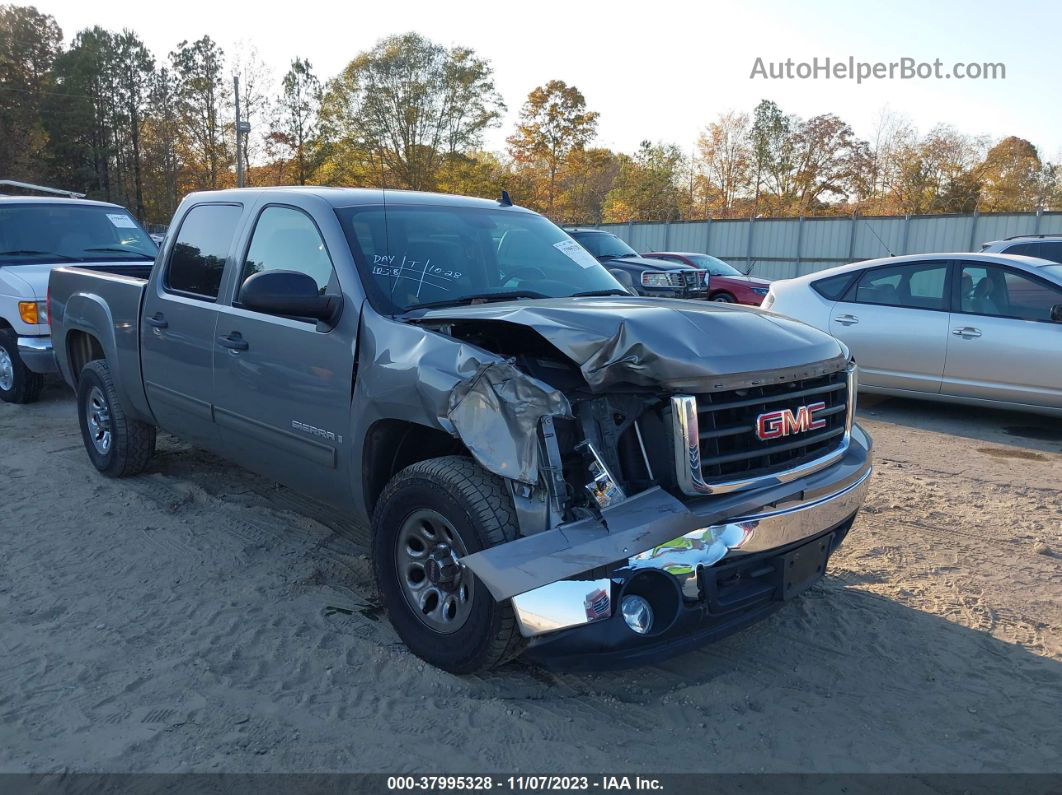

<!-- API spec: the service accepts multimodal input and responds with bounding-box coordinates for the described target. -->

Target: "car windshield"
[336,205,626,313]
[0,203,157,265]
[682,254,742,276]
[571,232,638,259]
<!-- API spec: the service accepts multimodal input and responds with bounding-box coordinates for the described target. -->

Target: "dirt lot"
[1,381,1060,773]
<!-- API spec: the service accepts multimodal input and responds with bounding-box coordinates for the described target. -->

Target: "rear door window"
[851,262,948,310]
[164,204,243,300]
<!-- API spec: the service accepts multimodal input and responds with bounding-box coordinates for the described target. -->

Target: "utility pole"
[234,75,244,188]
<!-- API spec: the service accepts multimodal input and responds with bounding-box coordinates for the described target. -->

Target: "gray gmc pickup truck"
[49,187,872,673]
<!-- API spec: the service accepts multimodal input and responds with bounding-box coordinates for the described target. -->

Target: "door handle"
[146,313,168,329]
[832,314,859,326]
[951,326,982,338]
[218,332,249,352]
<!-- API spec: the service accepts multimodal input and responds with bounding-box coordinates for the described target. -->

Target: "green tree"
[113,31,154,218]
[507,80,598,216]
[46,27,119,200]
[269,57,322,185]
[0,4,62,182]
[602,141,684,222]
[171,36,230,189]
[320,32,504,190]
[141,66,183,222]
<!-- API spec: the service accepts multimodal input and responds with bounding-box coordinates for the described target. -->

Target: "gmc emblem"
[755,401,827,441]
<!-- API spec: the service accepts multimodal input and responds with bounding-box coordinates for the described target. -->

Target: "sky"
[21,0,1062,160]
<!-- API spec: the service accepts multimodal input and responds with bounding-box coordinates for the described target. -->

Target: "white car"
[0,197,158,403]
[763,252,1062,417]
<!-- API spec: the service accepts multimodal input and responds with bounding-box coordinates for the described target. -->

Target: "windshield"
[0,203,157,265]
[681,254,742,276]
[336,205,626,313]
[571,232,638,259]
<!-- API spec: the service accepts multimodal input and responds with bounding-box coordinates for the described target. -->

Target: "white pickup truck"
[0,196,158,402]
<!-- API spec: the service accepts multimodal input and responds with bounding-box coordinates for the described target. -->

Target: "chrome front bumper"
[16,335,56,373]
[511,465,871,638]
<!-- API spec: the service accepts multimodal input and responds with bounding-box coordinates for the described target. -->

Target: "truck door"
[140,203,245,449]
[211,203,357,504]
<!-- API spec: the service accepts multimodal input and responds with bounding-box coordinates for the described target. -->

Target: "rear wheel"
[77,359,156,477]
[0,332,44,404]
[711,292,735,303]
[372,456,525,673]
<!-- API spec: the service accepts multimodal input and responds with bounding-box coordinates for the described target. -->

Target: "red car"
[642,252,771,306]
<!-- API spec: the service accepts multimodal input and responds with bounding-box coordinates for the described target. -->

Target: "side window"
[1002,243,1036,257]
[852,262,947,310]
[959,263,1062,321]
[164,204,243,299]
[239,206,335,299]
[812,273,855,300]
[1025,241,1062,264]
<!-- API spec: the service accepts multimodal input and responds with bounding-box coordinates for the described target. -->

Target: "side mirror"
[1052,304,1062,323]
[607,268,639,296]
[239,270,342,325]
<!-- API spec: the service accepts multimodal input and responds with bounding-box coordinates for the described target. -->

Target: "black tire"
[0,331,44,404]
[372,456,525,673]
[711,292,735,303]
[76,359,156,477]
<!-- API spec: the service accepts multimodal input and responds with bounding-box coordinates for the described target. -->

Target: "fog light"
[621,595,653,635]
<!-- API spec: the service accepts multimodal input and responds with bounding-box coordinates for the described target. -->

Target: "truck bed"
[49,264,153,422]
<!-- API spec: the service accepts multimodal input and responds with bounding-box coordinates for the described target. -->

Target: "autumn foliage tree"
[507,80,599,216]
[1,5,1058,225]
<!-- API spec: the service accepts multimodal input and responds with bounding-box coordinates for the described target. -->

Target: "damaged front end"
[413,299,873,666]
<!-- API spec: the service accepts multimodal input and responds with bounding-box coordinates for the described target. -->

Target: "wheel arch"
[361,419,472,519]
[65,330,106,386]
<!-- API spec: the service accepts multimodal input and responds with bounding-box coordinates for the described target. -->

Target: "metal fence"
[595,211,1062,280]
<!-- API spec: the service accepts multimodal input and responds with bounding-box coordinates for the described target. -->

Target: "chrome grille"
[671,363,856,496]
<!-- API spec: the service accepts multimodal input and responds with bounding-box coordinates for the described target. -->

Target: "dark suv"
[565,228,708,299]
[981,234,1062,263]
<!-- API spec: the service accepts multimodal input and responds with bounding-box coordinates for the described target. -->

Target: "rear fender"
[60,292,153,424]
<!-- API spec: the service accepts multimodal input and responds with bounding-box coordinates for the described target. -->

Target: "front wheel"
[77,359,156,477]
[371,456,525,673]
[711,292,735,303]
[0,332,44,404]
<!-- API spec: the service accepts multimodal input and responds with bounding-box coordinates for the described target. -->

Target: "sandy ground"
[1,381,1060,773]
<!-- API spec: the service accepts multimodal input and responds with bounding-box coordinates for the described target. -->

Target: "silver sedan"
[763,253,1062,417]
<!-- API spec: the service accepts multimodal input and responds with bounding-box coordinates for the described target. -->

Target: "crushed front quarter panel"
[447,360,572,484]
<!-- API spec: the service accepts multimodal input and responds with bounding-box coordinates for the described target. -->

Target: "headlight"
[761,291,776,310]
[18,300,48,325]
[752,287,769,296]
[641,271,672,288]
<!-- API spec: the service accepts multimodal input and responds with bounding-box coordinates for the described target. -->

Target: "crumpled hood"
[413,296,846,393]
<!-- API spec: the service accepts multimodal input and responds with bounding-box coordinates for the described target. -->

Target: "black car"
[565,228,708,299]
